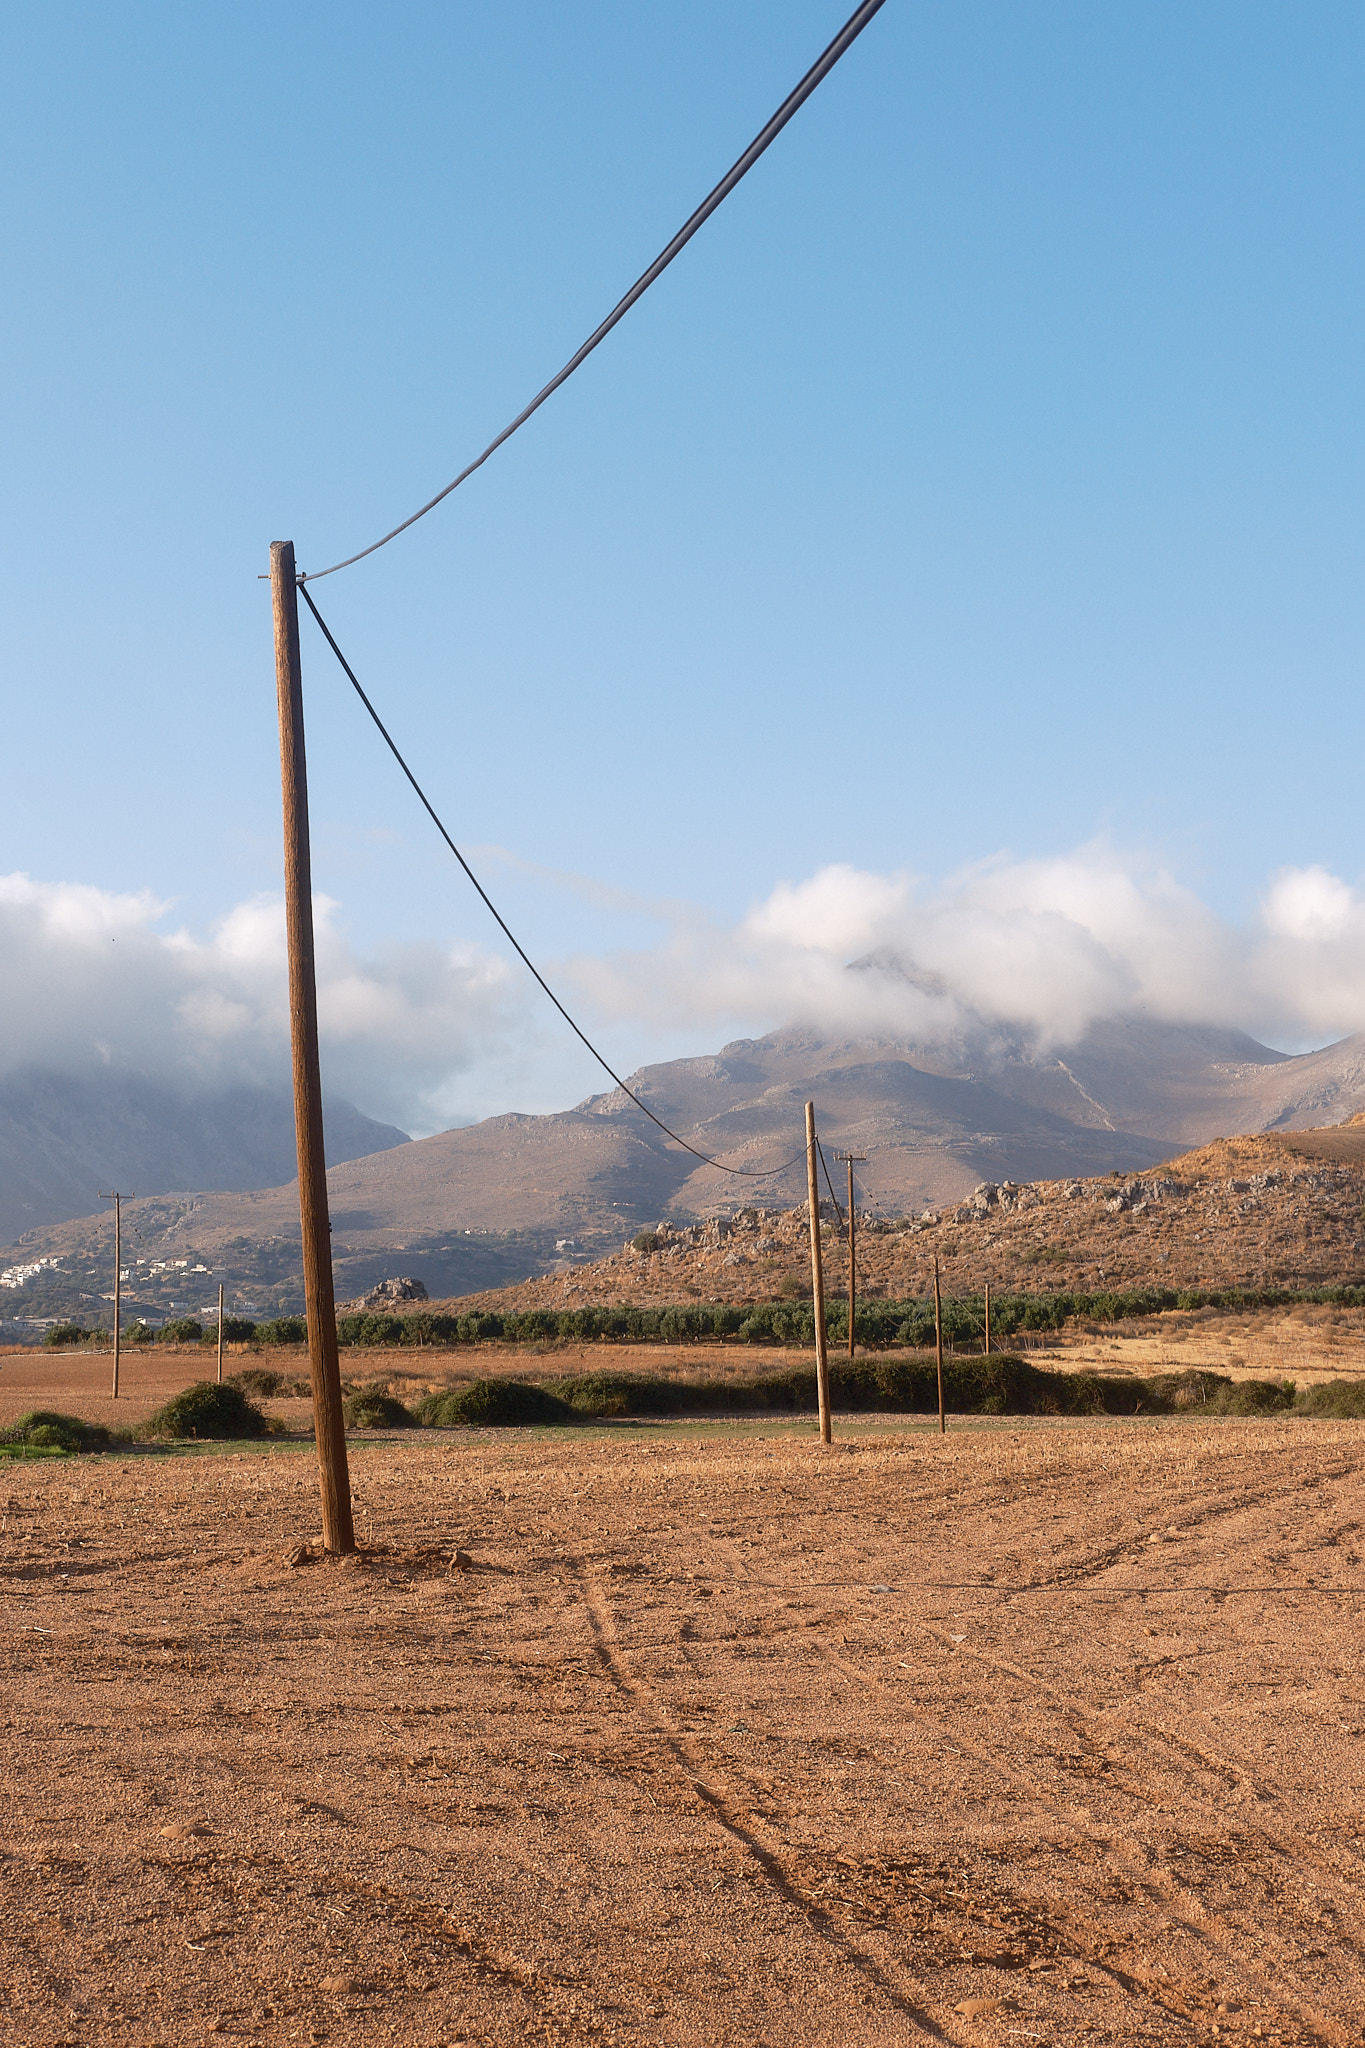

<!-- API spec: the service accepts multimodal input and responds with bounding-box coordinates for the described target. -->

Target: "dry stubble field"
[4,1390,1365,2048]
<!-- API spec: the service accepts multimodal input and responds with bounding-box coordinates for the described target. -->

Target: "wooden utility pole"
[271,540,355,1554]
[833,1150,867,1358]
[984,1280,992,1357]
[933,1255,946,1434]
[216,1281,225,1386]
[97,1192,131,1397]
[805,1101,831,1444]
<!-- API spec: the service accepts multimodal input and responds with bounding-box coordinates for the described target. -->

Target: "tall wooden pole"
[271,541,355,1554]
[99,1192,128,1397]
[805,1101,831,1444]
[216,1281,225,1386]
[933,1254,946,1434]
[984,1280,992,1357]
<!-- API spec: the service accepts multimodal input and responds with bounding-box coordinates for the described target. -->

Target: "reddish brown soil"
[4,1416,1365,2046]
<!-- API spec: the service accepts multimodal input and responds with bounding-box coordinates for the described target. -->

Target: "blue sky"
[2,3,1363,1126]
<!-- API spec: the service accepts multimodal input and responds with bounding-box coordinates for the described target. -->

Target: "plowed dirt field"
[4,1413,1365,2046]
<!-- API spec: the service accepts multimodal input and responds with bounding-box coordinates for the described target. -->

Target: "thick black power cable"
[299,583,803,1181]
[303,0,888,582]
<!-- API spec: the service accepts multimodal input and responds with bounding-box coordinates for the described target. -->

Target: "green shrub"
[43,1323,86,1349]
[1295,1380,1365,1419]
[631,1232,662,1254]
[142,1381,267,1439]
[227,1366,308,1398]
[0,1410,117,1452]
[343,1389,417,1429]
[419,1379,577,1428]
[124,1320,156,1345]
[257,1317,308,1347]
[159,1318,204,1345]
[337,1312,406,1348]
[1208,1377,1294,1416]
[219,1317,258,1342]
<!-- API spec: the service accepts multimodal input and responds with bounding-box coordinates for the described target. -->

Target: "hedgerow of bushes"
[228,1283,1365,1353]
[17,1355,1365,1447]
[34,1281,1365,1357]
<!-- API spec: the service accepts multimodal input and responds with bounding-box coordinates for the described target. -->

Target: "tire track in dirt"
[697,1532,1228,2037]
[920,1621,1365,1948]
[570,1560,956,2045]
[828,1595,1355,2039]
[817,1633,1351,2045]
[1013,1458,1362,1592]
[700,1520,1358,2048]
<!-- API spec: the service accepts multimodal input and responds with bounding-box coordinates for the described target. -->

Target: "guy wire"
[298,582,803,1181]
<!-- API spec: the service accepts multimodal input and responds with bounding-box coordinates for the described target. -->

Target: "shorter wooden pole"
[805,1101,831,1444]
[846,1156,854,1358]
[984,1280,992,1357]
[934,1256,946,1434]
[833,1149,866,1359]
[112,1197,120,1399]
[98,1192,129,1398]
[217,1282,225,1385]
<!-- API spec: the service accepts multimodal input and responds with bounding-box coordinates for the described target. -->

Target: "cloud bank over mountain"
[4,848,1365,1138]
[576,850,1365,1058]
[0,873,528,1134]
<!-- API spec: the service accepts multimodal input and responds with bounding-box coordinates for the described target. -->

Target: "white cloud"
[0,873,535,1134]
[3,848,1365,1140]
[569,847,1365,1055]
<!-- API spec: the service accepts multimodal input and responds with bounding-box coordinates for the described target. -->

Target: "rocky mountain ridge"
[444,1122,1365,1314]
[9,1017,1365,1323]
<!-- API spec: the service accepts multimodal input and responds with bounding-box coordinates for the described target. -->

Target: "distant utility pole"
[97,1192,132,1398]
[216,1281,225,1386]
[833,1150,867,1359]
[271,541,355,1555]
[984,1280,992,1357]
[933,1255,946,1434]
[805,1102,832,1444]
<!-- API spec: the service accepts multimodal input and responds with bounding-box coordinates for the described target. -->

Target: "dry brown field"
[4,1373,1365,2047]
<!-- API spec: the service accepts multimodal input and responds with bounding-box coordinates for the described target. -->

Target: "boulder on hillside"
[343,1275,430,1312]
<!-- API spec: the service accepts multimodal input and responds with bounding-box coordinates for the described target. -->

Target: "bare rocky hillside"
[11,1017,1365,1323]
[446,1121,1365,1314]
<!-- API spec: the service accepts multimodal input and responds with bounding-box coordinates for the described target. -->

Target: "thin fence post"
[984,1280,992,1357]
[217,1282,225,1386]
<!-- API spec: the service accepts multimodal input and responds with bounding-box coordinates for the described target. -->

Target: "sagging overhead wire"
[298,583,803,1181]
[302,0,889,582]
